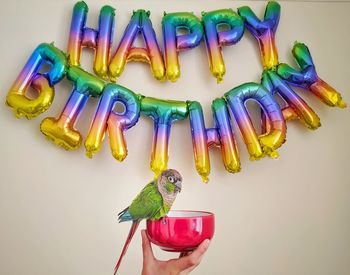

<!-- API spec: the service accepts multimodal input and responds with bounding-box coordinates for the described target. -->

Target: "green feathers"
[128,181,163,220]
[165,182,176,193]
[118,169,183,222]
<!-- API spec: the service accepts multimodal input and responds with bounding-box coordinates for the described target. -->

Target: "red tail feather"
[113,221,140,274]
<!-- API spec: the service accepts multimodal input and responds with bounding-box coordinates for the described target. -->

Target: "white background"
[0,1,349,274]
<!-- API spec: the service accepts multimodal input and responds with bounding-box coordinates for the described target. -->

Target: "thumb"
[141,230,154,262]
[175,239,210,271]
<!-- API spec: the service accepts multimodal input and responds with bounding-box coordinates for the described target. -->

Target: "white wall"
[0,1,349,275]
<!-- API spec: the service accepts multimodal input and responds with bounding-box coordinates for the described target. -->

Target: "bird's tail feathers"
[118,207,129,217]
[114,221,140,274]
[118,207,132,223]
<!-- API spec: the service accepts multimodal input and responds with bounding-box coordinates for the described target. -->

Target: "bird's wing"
[128,181,163,220]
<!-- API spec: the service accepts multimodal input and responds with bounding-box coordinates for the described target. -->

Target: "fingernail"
[204,239,210,247]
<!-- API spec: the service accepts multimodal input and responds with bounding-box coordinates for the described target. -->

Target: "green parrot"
[114,169,182,274]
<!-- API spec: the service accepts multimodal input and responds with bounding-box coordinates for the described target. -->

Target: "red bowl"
[146,210,215,252]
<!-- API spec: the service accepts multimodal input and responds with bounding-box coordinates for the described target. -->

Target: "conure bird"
[114,169,182,274]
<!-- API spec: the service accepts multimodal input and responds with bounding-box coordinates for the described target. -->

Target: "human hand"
[141,230,210,275]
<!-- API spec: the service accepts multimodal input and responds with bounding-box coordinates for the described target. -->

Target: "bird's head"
[157,169,182,196]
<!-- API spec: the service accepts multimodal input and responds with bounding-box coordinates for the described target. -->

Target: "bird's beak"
[175,181,182,193]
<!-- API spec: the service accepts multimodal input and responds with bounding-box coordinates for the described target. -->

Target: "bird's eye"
[168,176,174,183]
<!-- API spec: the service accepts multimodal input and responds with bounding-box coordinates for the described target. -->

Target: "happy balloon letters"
[5,1,346,182]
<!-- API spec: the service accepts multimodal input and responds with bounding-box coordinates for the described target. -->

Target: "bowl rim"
[163,210,214,218]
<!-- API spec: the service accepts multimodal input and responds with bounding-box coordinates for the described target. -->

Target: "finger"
[187,239,210,264]
[141,230,154,261]
[175,239,210,270]
[179,252,189,258]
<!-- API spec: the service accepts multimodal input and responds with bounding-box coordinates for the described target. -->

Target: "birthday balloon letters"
[5,1,346,182]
